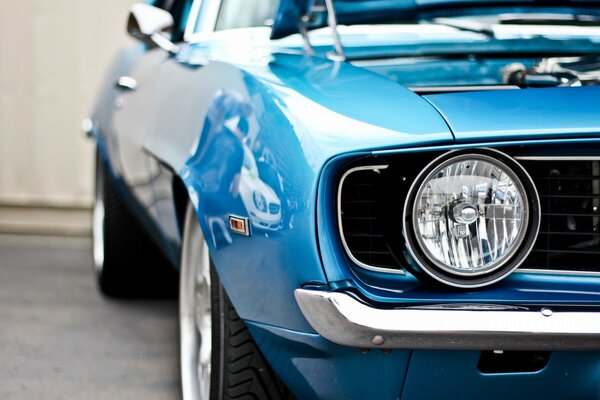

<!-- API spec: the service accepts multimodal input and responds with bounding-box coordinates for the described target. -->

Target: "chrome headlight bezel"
[403,148,541,289]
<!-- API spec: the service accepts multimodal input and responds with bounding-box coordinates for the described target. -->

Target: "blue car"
[88,0,600,398]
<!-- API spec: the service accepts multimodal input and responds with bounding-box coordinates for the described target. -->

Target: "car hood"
[271,0,600,39]
[424,86,600,143]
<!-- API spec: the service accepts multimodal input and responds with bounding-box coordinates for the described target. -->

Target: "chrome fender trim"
[294,289,600,350]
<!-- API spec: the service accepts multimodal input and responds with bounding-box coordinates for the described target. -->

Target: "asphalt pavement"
[0,234,181,399]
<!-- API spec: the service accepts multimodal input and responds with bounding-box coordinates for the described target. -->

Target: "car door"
[109,0,193,226]
[101,0,198,263]
[111,48,164,215]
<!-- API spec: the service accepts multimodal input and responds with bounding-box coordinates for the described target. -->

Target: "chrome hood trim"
[295,289,600,350]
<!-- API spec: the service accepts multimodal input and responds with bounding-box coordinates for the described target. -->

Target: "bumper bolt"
[541,308,553,317]
[371,335,385,346]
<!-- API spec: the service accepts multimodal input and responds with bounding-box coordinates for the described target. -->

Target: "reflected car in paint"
[88,0,600,399]
[239,146,283,232]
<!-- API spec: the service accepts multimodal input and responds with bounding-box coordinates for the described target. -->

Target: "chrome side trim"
[515,156,600,161]
[337,165,405,275]
[517,268,600,277]
[295,289,600,350]
[409,85,520,94]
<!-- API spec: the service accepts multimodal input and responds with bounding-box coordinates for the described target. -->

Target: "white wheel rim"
[93,162,105,272]
[180,205,212,400]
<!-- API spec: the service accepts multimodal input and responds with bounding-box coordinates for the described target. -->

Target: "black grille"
[519,158,600,273]
[268,203,280,215]
[339,168,402,270]
[340,156,600,275]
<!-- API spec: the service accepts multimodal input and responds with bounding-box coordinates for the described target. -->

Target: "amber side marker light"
[229,216,250,236]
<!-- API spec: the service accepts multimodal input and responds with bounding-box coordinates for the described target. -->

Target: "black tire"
[93,150,177,298]
[179,205,294,400]
[211,266,294,400]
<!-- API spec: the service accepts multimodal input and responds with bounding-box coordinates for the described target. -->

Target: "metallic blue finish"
[174,65,327,332]
[372,136,600,156]
[364,57,540,87]
[401,350,600,400]
[248,323,600,400]
[426,86,600,143]
[317,138,600,307]
[93,37,450,331]
[95,129,182,267]
[91,5,600,398]
[246,321,412,400]
[336,270,600,304]
[264,53,453,150]
[169,49,452,331]
[140,45,453,168]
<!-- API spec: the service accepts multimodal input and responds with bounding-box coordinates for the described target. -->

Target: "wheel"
[93,150,177,298]
[179,204,294,400]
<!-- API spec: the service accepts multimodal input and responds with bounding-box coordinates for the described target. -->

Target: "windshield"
[193,0,278,32]
[189,1,600,88]
[421,10,600,39]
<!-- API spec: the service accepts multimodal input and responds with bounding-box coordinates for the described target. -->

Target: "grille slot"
[519,159,600,274]
[339,167,402,271]
[268,203,280,215]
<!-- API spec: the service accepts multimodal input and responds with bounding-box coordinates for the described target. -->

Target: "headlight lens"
[253,191,267,212]
[405,151,539,287]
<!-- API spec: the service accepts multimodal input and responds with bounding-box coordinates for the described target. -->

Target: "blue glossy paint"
[363,57,547,87]
[265,53,453,150]
[169,47,452,331]
[401,350,600,400]
[248,320,600,400]
[171,64,328,332]
[246,321,412,400]
[426,86,600,143]
[317,139,600,307]
[91,8,600,398]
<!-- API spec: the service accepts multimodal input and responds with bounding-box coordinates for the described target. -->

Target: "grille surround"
[337,164,405,274]
[338,150,600,281]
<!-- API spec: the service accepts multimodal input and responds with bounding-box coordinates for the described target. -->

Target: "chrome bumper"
[295,289,600,350]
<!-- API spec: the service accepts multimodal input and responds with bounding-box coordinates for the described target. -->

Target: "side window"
[151,0,176,9]
[150,0,193,42]
[215,0,278,31]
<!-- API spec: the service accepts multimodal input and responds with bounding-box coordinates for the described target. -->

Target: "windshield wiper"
[499,13,600,26]
[430,17,495,38]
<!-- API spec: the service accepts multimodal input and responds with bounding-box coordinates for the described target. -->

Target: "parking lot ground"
[0,234,180,400]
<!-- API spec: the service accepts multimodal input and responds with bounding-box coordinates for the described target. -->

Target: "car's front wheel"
[179,204,294,400]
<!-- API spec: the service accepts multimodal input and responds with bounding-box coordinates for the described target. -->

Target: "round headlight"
[253,191,267,213]
[404,149,540,288]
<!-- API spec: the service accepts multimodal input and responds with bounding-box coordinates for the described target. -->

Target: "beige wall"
[0,0,137,208]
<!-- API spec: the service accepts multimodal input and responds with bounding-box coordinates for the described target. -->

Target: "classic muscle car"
[88,0,600,398]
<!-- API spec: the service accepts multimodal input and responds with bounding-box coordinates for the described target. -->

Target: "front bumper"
[295,289,600,350]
